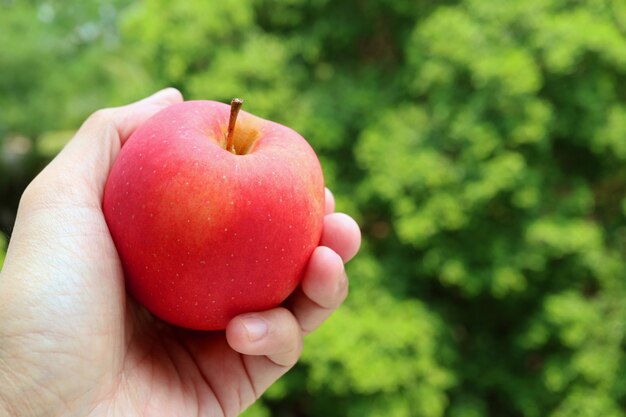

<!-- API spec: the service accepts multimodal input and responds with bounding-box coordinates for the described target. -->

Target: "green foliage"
[290,252,455,416]
[3,0,626,416]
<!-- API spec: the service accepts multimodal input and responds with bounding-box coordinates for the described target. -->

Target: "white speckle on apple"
[139,152,143,157]
[249,281,253,285]
[139,166,143,171]
[207,216,212,221]
[187,219,191,223]
[288,224,293,229]
[246,200,251,205]
[181,263,184,267]
[150,213,154,218]
[230,278,235,282]
[249,238,253,242]
[266,283,271,287]
[279,198,283,203]
[163,163,167,168]
[230,253,235,258]
[224,227,228,232]
[195,162,199,167]
[231,297,235,301]
[176,273,180,277]
[150,134,155,139]
[145,266,148,270]
[200,260,206,264]
[264,246,268,249]
[185,181,189,186]
[226,263,229,267]
[152,170,157,174]
[281,248,285,252]
[222,175,227,180]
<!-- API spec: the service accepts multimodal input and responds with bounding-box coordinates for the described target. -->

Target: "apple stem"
[226,98,244,153]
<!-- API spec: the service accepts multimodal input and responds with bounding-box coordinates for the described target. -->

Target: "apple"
[103,99,325,330]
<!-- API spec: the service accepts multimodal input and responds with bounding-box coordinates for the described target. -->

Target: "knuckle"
[85,108,117,128]
[19,172,80,212]
[90,107,114,120]
[274,312,304,365]
[294,338,304,361]
[282,333,304,367]
[19,176,49,210]
[290,318,305,352]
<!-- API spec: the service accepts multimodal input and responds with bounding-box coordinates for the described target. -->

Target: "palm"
[1,203,298,417]
[96,303,261,417]
[37,207,286,417]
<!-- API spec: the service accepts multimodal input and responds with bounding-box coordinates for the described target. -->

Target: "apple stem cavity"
[226,98,244,153]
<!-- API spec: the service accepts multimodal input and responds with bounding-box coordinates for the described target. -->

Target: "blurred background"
[2,0,626,416]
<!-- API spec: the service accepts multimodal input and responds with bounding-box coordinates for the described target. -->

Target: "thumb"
[26,88,183,209]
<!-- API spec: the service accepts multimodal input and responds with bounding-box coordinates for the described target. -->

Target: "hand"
[0,89,361,417]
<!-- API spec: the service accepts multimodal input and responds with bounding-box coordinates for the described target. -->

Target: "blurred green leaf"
[3,0,626,416]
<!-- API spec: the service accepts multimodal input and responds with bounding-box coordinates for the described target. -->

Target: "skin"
[0,89,361,417]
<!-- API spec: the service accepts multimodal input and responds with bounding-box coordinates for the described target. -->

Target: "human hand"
[0,89,361,417]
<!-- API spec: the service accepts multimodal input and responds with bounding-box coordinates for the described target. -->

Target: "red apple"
[103,99,325,330]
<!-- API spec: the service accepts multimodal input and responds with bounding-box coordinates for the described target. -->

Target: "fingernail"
[242,317,268,342]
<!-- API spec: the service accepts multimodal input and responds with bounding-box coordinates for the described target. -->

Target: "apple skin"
[103,100,325,330]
